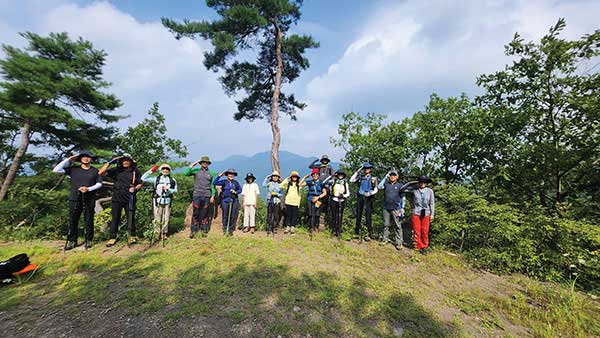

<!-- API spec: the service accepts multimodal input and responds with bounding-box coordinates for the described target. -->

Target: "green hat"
[199,156,211,164]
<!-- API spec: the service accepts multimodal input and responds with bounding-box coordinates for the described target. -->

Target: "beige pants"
[243,205,256,228]
[153,204,171,233]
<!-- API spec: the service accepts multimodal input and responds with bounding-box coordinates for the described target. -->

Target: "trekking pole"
[161,202,166,248]
[337,200,343,239]
[127,190,135,248]
[226,194,234,236]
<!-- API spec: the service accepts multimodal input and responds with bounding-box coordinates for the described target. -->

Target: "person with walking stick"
[52,150,102,250]
[184,156,218,238]
[213,169,242,236]
[142,163,177,244]
[350,162,379,241]
[99,153,143,247]
[304,168,327,239]
[323,169,350,239]
[262,171,283,235]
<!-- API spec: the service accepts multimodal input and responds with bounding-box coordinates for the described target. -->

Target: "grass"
[1,232,599,338]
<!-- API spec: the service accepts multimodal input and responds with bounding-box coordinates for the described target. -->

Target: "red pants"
[412,215,430,250]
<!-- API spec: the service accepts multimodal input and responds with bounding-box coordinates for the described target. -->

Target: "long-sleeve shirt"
[323,175,350,202]
[350,170,378,196]
[279,178,303,207]
[378,175,406,212]
[141,170,178,205]
[53,158,102,200]
[184,166,217,197]
[262,176,283,204]
[412,188,435,217]
[213,176,242,203]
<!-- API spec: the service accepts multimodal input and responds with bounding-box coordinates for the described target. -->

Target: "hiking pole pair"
[226,190,236,236]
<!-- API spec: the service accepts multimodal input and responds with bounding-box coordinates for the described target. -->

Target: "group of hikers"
[52,152,435,254]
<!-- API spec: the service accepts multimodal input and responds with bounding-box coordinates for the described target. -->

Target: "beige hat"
[159,163,172,171]
[271,171,280,177]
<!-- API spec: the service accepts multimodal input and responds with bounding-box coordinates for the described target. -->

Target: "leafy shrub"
[433,184,600,293]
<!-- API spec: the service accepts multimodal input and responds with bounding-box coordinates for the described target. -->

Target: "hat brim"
[225,172,238,176]
[200,160,212,165]
[418,178,432,183]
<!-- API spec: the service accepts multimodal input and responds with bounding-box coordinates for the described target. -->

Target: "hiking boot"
[363,236,371,242]
[106,238,117,247]
[243,227,249,233]
[419,248,427,255]
[64,241,76,251]
[284,227,289,234]
[250,227,255,234]
[128,236,138,245]
[290,227,296,235]
[84,240,93,249]
[189,232,195,239]
[162,232,168,239]
[379,240,388,246]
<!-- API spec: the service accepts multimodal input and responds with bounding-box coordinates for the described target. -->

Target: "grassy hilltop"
[1,223,598,338]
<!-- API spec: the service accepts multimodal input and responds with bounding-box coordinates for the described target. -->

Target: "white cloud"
[1,0,598,164]
[304,0,600,125]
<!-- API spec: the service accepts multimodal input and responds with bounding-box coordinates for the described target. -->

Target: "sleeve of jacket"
[141,170,154,184]
[169,178,178,194]
[429,189,435,217]
[183,167,199,176]
[210,170,218,196]
[308,159,319,169]
[370,177,379,195]
[52,158,71,174]
[377,175,388,190]
[262,176,270,187]
[343,182,351,198]
[350,171,360,183]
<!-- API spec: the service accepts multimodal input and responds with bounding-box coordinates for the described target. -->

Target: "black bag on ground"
[0,254,30,280]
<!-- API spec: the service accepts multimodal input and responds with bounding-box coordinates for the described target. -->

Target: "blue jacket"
[305,178,323,200]
[214,176,242,203]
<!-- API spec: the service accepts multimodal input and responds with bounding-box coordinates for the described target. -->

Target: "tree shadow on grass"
[1,253,460,338]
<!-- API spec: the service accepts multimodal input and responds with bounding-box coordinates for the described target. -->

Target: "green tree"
[331,112,412,176]
[0,32,122,201]
[475,19,600,213]
[117,102,188,168]
[408,93,486,183]
[162,0,319,173]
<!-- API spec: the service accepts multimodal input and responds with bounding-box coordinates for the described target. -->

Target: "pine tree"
[0,32,122,201]
[162,0,319,173]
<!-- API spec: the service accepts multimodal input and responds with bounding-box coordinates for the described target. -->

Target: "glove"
[151,164,159,173]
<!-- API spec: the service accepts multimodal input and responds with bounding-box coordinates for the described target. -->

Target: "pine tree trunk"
[0,121,32,201]
[270,20,283,174]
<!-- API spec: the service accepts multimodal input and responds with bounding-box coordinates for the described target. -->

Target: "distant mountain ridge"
[175,150,342,184]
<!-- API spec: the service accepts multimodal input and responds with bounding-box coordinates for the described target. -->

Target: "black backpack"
[153,175,176,204]
[0,254,29,281]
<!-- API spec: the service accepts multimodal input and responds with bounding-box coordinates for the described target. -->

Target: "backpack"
[154,175,176,203]
[0,254,30,282]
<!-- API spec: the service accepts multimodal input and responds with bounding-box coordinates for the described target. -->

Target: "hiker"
[279,171,305,234]
[262,171,284,234]
[309,155,335,224]
[411,176,435,254]
[184,156,218,238]
[323,169,350,238]
[52,150,102,250]
[213,169,242,236]
[99,154,143,247]
[350,162,379,241]
[304,168,327,234]
[378,169,406,249]
[141,163,177,240]
[241,173,260,234]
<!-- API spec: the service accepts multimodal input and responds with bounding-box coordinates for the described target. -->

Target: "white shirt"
[242,182,260,205]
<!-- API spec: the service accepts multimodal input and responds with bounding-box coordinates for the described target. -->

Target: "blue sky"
[1,0,599,162]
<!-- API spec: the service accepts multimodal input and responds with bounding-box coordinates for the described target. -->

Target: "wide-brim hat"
[224,168,238,176]
[76,150,96,161]
[320,155,330,163]
[362,162,373,169]
[335,169,346,177]
[271,171,280,177]
[245,173,256,181]
[199,156,211,164]
[159,163,172,171]
[417,175,432,183]
[120,153,135,163]
[389,170,399,176]
[290,171,299,177]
